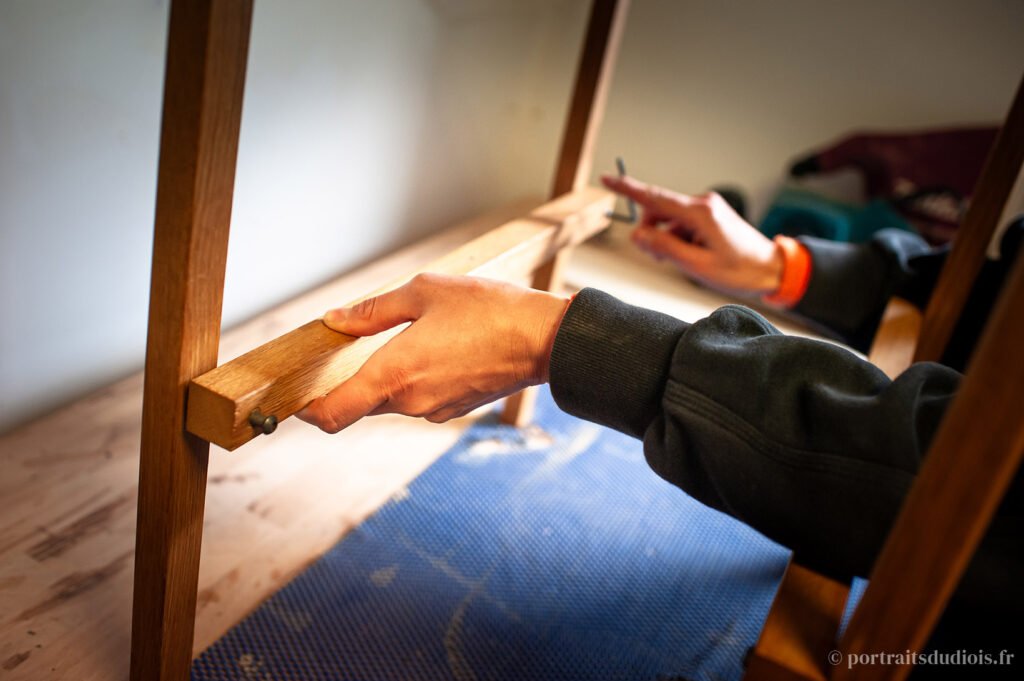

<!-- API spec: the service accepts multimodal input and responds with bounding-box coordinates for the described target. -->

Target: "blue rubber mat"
[192,387,792,681]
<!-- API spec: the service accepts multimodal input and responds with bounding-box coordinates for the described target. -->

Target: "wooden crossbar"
[186,188,614,451]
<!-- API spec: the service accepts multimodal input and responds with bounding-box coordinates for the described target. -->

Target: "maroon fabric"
[798,127,998,243]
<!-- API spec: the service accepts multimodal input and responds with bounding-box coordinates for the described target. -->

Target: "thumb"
[323,280,423,337]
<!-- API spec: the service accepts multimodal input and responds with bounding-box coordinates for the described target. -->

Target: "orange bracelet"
[762,235,811,308]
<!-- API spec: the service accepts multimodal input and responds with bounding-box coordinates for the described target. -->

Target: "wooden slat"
[914,73,1024,362]
[502,0,630,426]
[867,297,922,379]
[130,2,252,681]
[835,249,1024,680]
[185,188,614,451]
[744,563,849,681]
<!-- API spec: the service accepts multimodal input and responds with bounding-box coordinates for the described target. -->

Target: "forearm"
[550,289,960,579]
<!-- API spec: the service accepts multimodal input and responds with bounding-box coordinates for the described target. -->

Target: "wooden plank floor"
[0,206,839,680]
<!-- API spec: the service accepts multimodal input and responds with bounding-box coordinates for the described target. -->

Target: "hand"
[297,273,569,434]
[601,174,783,296]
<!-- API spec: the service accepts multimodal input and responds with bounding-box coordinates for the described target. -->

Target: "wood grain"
[503,0,630,426]
[835,245,1024,680]
[914,73,1024,362]
[130,2,252,680]
[186,188,614,451]
[866,297,922,379]
[743,562,849,681]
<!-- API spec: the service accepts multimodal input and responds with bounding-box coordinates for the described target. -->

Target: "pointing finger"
[601,174,696,215]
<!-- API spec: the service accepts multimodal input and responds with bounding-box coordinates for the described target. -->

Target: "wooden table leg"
[502,0,630,426]
[130,2,252,679]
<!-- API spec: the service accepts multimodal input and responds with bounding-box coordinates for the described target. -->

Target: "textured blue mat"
[192,387,792,681]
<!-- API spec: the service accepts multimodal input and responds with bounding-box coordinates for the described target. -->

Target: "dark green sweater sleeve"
[549,288,960,580]
[794,229,934,352]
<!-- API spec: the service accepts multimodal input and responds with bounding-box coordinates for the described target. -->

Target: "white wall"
[0,0,588,433]
[2,0,1022,433]
[594,0,1024,219]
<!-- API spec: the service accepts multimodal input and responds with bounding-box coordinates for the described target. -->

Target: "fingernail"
[324,308,347,326]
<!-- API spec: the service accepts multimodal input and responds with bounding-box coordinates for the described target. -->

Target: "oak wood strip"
[743,562,849,681]
[914,73,1024,362]
[866,297,922,379]
[503,0,630,426]
[835,246,1024,680]
[0,203,535,680]
[130,2,252,680]
[185,188,614,451]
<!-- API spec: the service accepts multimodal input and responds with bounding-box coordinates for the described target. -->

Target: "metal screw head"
[248,409,278,435]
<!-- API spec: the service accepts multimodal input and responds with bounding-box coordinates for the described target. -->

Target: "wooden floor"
[0,205,837,680]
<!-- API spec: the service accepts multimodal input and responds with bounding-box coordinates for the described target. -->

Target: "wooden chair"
[129,1,629,678]
[745,72,1024,681]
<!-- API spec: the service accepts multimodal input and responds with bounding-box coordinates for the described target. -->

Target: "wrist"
[531,292,572,384]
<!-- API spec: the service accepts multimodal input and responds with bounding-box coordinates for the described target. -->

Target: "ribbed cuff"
[549,288,689,438]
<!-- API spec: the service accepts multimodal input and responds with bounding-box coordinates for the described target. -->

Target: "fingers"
[631,225,713,275]
[296,361,390,434]
[601,174,696,215]
[323,277,427,337]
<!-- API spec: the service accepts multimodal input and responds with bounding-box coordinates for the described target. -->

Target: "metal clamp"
[606,156,637,223]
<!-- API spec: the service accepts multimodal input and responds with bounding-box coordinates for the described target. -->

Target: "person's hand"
[297,274,569,434]
[601,174,783,296]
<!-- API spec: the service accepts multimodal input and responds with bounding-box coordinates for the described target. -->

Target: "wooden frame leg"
[502,0,630,426]
[914,73,1024,362]
[748,76,1024,681]
[833,251,1024,680]
[130,2,252,679]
